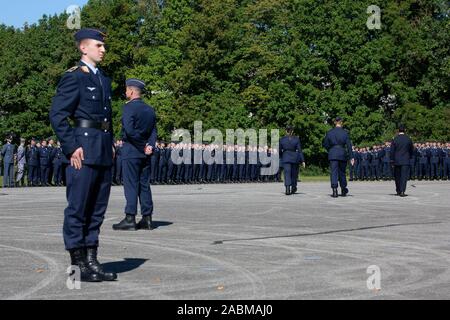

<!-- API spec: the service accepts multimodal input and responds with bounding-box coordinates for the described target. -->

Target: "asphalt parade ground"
[0,180,449,300]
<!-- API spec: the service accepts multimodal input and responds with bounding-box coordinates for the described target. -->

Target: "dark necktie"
[96,71,105,100]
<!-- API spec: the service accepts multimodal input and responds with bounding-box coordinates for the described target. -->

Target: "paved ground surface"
[0,180,449,300]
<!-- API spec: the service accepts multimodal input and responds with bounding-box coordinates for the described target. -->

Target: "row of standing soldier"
[112,141,281,185]
[0,137,64,187]
[3,137,450,188]
[1,138,280,187]
[349,142,450,181]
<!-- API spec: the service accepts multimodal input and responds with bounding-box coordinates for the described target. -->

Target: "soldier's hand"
[350,158,355,166]
[70,147,84,170]
[144,145,153,156]
[112,146,116,160]
[302,162,306,168]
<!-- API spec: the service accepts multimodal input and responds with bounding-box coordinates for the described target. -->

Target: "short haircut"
[127,85,142,95]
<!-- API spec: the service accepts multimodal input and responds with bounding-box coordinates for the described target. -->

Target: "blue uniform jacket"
[322,127,353,161]
[52,147,64,164]
[429,148,440,164]
[38,147,51,167]
[27,146,40,166]
[280,136,304,164]
[49,61,114,166]
[390,134,414,166]
[1,143,15,164]
[120,98,157,160]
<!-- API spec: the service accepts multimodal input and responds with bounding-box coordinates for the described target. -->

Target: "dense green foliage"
[0,0,448,166]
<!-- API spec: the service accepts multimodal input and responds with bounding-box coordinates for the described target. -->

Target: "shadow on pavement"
[102,258,148,274]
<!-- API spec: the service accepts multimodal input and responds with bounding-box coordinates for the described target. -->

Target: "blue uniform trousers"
[444,159,450,179]
[122,158,153,216]
[28,165,39,185]
[53,163,63,184]
[283,163,299,187]
[382,162,392,178]
[3,162,14,187]
[394,165,409,194]
[40,165,50,185]
[330,160,348,189]
[63,165,112,250]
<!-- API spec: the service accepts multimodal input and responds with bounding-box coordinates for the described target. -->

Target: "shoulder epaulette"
[80,66,90,73]
[65,66,79,73]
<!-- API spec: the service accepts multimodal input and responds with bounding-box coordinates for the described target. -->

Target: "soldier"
[279,126,305,195]
[158,141,168,184]
[429,142,440,180]
[115,139,123,185]
[149,141,160,184]
[417,143,429,180]
[1,136,16,188]
[0,141,3,179]
[113,78,157,231]
[16,138,27,187]
[438,142,445,180]
[174,143,184,184]
[48,138,55,185]
[0,141,2,180]
[49,28,117,282]
[184,143,193,184]
[27,138,40,186]
[443,142,450,180]
[52,141,64,186]
[390,124,414,197]
[35,141,42,185]
[381,142,392,180]
[322,117,353,198]
[237,145,246,183]
[38,139,51,186]
[409,143,418,180]
[349,146,358,181]
[360,147,371,181]
[370,146,381,180]
[166,142,176,184]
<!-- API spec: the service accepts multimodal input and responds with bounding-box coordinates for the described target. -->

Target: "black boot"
[86,247,117,281]
[332,188,338,198]
[341,188,348,197]
[69,248,102,282]
[285,186,291,195]
[291,186,297,194]
[137,215,154,230]
[112,214,137,231]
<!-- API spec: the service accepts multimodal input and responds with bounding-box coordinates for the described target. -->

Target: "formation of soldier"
[350,141,450,181]
[112,140,281,185]
[0,136,64,188]
[2,137,450,188]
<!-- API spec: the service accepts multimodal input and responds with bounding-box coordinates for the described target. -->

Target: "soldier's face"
[81,39,106,64]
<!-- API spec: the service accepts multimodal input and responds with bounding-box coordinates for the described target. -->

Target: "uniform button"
[104,107,107,110]
[84,132,88,136]
[104,130,108,133]
[93,96,96,99]
[104,118,108,122]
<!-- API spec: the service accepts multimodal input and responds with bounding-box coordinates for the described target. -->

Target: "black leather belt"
[75,119,111,131]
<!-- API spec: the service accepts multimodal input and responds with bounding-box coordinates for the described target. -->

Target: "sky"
[0,0,89,28]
